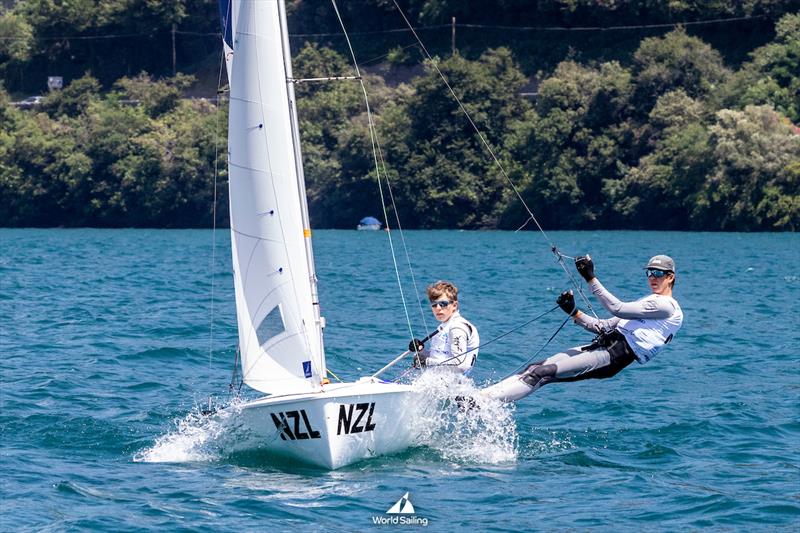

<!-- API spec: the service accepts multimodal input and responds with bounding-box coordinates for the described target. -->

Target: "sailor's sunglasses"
[646,269,670,278]
[430,300,452,309]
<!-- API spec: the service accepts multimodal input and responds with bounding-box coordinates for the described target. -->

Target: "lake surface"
[1,229,798,531]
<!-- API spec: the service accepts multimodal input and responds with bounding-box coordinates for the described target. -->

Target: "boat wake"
[409,370,518,464]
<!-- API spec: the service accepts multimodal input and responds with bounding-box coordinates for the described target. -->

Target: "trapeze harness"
[424,311,480,374]
[483,279,683,402]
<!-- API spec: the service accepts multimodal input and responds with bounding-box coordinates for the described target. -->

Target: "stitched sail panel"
[227,0,323,395]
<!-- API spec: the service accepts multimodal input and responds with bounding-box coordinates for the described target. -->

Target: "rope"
[389,0,598,318]
[391,305,561,381]
[372,132,430,333]
[212,19,227,383]
[330,0,418,343]
[229,346,243,397]
[432,304,560,366]
[551,249,597,318]
[505,313,573,379]
[326,368,344,383]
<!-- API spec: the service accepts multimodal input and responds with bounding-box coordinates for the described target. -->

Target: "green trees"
[292,43,378,228]
[702,105,799,230]
[502,23,798,231]
[726,13,800,123]
[0,0,216,92]
[0,75,225,227]
[383,48,530,228]
[1,8,797,231]
[507,60,635,228]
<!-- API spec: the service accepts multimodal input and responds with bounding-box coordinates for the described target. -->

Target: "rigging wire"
[433,304,560,365]
[211,20,228,387]
[330,0,419,343]
[389,0,597,317]
[372,134,430,333]
[326,4,429,334]
[508,313,573,376]
[208,43,227,376]
[391,304,564,382]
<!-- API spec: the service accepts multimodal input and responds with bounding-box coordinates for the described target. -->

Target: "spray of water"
[409,369,518,464]
[136,371,518,466]
[134,399,246,463]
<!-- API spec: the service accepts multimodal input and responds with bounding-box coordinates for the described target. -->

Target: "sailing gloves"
[409,338,427,368]
[409,338,424,353]
[575,255,595,282]
[557,290,577,316]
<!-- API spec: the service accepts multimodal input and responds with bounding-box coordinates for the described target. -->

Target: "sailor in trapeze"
[482,254,683,402]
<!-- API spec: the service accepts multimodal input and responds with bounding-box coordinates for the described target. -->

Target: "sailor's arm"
[573,311,620,334]
[588,279,674,319]
[556,290,620,333]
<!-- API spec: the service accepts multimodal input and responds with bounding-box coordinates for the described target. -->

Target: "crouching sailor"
[482,254,683,402]
[409,281,480,375]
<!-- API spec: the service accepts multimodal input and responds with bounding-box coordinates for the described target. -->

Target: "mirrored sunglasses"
[430,300,452,309]
[646,269,670,278]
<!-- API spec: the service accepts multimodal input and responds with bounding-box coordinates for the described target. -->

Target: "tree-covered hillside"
[1,2,798,230]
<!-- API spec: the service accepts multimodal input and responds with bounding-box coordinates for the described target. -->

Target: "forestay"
[227,0,325,395]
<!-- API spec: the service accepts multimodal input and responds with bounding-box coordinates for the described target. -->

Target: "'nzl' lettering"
[270,409,322,441]
[337,402,377,435]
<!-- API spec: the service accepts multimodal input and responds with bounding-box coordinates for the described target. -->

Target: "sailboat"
[217,0,420,469]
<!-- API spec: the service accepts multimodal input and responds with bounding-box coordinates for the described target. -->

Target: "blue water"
[1,229,798,531]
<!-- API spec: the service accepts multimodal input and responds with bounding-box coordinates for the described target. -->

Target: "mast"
[276,0,326,377]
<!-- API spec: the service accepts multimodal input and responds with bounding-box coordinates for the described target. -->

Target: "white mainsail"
[227,0,325,395]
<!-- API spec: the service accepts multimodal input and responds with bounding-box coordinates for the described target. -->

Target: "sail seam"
[231,227,286,245]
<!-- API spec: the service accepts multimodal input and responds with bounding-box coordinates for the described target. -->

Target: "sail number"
[269,402,378,441]
[270,410,321,440]
[337,402,376,435]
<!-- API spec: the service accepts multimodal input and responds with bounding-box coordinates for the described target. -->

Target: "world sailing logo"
[387,492,415,514]
[371,492,429,527]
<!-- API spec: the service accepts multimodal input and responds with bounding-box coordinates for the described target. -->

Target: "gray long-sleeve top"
[573,279,683,362]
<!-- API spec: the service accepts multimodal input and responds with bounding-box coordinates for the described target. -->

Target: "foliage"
[632,27,731,110]
[0,75,226,227]
[724,13,800,123]
[0,9,34,62]
[701,105,799,230]
[384,48,531,228]
[1,6,798,231]
[114,72,195,118]
[508,59,635,228]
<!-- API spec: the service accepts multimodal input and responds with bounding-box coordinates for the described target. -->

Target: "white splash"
[409,369,518,464]
[134,400,243,463]
[136,373,518,466]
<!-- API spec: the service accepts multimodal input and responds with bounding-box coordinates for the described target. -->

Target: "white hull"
[225,380,420,469]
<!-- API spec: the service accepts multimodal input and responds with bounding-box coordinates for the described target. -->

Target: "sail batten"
[227,0,324,395]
